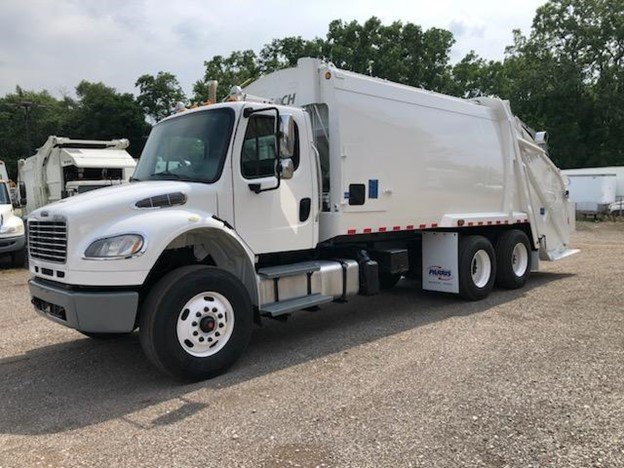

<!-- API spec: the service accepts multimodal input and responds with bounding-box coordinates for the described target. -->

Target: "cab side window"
[242,116,277,179]
[241,114,300,179]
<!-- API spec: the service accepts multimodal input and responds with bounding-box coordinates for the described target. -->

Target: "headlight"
[84,234,144,259]
[0,223,24,236]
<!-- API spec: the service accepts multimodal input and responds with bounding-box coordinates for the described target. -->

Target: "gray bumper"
[0,235,25,255]
[28,278,139,333]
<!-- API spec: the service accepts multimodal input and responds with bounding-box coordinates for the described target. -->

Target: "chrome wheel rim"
[176,291,235,357]
[511,243,529,277]
[471,249,492,288]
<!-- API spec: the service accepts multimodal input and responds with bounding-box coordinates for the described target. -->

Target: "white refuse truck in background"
[1,175,26,266]
[17,136,137,216]
[25,58,576,380]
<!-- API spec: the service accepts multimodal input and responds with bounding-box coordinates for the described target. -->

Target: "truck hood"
[31,181,218,219]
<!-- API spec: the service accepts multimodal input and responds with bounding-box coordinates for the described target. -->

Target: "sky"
[0,0,545,98]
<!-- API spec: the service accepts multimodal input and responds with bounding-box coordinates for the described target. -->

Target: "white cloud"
[0,0,544,97]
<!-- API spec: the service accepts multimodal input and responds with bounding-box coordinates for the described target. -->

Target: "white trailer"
[561,172,617,213]
[25,58,576,380]
[563,166,624,215]
[17,136,137,216]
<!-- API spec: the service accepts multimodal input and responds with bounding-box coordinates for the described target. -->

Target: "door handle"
[299,198,311,222]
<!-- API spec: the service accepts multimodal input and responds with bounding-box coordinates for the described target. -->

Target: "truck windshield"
[133,108,235,183]
[0,183,10,205]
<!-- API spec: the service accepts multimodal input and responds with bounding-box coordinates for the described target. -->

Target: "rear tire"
[458,235,496,301]
[495,230,531,289]
[139,265,253,381]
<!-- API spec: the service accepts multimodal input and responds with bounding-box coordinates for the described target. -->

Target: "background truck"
[17,136,137,216]
[0,177,26,266]
[563,166,624,215]
[26,58,576,381]
[562,172,617,214]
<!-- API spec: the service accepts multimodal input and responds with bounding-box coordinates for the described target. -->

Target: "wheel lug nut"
[219,323,224,328]
[193,331,198,336]
[218,313,223,319]
[199,337,204,342]
[212,307,218,312]
[204,307,209,312]
[192,321,197,326]
[208,337,213,342]
[215,332,220,337]
[196,312,201,317]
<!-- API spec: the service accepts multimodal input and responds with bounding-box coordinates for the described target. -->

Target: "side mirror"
[279,158,294,180]
[18,181,27,207]
[279,115,296,159]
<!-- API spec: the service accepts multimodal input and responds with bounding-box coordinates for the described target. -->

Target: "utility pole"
[15,101,45,155]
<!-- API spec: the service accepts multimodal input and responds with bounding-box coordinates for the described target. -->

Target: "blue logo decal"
[428,265,454,281]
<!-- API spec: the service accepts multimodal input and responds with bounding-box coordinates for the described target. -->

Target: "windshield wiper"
[150,170,182,179]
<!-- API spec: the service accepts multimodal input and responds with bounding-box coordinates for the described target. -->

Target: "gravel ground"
[0,221,623,467]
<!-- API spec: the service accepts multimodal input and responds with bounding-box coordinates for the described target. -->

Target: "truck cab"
[0,180,26,267]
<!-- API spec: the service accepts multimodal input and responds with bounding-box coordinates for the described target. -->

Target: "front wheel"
[458,235,496,301]
[139,265,253,381]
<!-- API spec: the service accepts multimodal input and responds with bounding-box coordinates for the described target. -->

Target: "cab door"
[232,108,317,254]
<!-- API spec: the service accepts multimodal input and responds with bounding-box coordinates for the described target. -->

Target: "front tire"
[139,265,253,381]
[495,230,531,289]
[458,235,496,301]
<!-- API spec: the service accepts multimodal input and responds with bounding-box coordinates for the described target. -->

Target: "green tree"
[135,71,186,123]
[0,87,73,178]
[65,81,151,157]
[193,50,260,102]
[193,17,457,102]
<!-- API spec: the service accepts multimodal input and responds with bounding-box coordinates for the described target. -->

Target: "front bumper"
[0,234,25,256]
[28,278,139,333]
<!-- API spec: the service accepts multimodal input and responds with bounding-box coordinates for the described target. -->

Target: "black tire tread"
[458,235,496,301]
[495,230,531,289]
[139,265,252,381]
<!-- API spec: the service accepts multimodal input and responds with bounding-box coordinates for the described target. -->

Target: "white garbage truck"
[0,177,26,266]
[17,136,137,216]
[26,58,576,380]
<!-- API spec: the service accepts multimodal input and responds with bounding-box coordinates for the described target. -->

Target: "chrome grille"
[28,220,67,263]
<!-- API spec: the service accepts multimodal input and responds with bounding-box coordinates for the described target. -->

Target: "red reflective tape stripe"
[496,220,501,225]
[504,220,509,224]
[419,224,426,229]
[487,221,493,225]
[431,223,438,228]
[379,227,387,232]
[406,225,414,230]
[393,226,401,231]
[363,228,372,233]
[467,222,474,226]
[478,221,484,226]
[347,229,356,235]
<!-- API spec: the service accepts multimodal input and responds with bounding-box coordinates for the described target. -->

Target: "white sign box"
[422,232,459,294]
